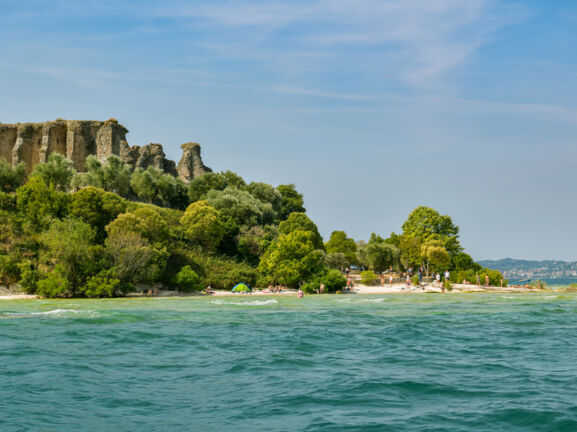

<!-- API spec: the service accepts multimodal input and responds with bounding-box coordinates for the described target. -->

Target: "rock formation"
[0,119,211,182]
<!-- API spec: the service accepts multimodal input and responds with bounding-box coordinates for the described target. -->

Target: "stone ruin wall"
[0,119,211,182]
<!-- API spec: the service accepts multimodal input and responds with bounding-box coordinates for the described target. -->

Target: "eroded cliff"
[0,119,211,181]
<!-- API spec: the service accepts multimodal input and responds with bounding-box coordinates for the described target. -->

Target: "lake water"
[2,293,577,431]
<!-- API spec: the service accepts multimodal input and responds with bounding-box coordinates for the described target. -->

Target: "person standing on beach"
[485,275,490,287]
[320,283,325,294]
[406,274,411,292]
[444,269,450,283]
[436,272,441,284]
[389,274,393,285]
[418,267,423,286]
[476,273,480,285]
[297,288,303,298]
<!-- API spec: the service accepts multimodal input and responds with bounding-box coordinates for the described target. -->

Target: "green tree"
[398,235,421,271]
[258,230,324,287]
[325,231,357,265]
[83,269,121,297]
[401,206,462,255]
[0,160,26,192]
[207,187,274,227]
[366,236,399,273]
[0,252,21,286]
[105,230,168,284]
[73,155,131,196]
[277,184,305,220]
[106,207,169,245]
[420,239,446,275]
[39,218,97,289]
[180,201,226,250]
[69,187,127,240]
[36,266,70,298]
[171,265,201,291]
[188,172,230,202]
[32,153,75,191]
[131,167,188,209]
[16,176,69,230]
[278,212,324,250]
[247,182,282,216]
[237,224,278,264]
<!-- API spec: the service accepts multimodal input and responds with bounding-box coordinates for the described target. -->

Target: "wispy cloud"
[151,0,528,86]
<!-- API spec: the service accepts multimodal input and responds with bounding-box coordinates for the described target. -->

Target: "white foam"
[3,309,99,318]
[210,299,278,306]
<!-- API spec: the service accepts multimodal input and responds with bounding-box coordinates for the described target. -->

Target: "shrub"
[360,270,377,285]
[83,270,120,297]
[171,266,201,291]
[18,262,44,294]
[37,268,70,298]
[412,274,420,286]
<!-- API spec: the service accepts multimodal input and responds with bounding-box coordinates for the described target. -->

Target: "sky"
[1,0,577,261]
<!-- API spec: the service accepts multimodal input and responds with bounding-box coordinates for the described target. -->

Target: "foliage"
[194,254,258,290]
[16,176,69,230]
[32,153,75,191]
[207,187,274,227]
[37,266,70,298]
[237,224,277,264]
[73,155,131,196]
[401,206,462,255]
[302,269,347,293]
[246,182,282,217]
[398,235,421,271]
[106,206,169,245]
[69,187,127,240]
[105,230,168,285]
[0,252,21,286]
[325,231,357,265]
[258,231,324,287]
[324,252,348,270]
[39,218,97,289]
[278,212,324,250]
[421,240,448,275]
[366,234,399,272]
[0,160,26,192]
[83,270,121,297]
[131,167,188,209]
[180,201,226,251]
[360,270,377,285]
[171,265,201,291]
[277,184,305,220]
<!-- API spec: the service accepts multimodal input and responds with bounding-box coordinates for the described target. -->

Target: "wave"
[210,299,278,306]
[1,309,99,318]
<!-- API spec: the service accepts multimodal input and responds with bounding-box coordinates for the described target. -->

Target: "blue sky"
[1,0,577,260]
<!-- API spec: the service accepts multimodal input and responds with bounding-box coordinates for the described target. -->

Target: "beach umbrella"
[231,283,251,292]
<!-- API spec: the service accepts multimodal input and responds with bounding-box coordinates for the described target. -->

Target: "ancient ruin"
[0,119,211,181]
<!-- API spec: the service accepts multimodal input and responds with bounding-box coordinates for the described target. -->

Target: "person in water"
[297,288,304,298]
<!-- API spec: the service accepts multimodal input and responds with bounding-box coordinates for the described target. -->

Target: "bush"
[18,262,44,294]
[83,270,120,297]
[412,274,420,286]
[37,268,70,298]
[360,270,377,285]
[171,265,201,291]
[445,281,453,291]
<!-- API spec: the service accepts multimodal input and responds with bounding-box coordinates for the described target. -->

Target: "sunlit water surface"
[2,293,577,431]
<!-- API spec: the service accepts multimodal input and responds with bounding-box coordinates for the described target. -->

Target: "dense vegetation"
[0,154,504,297]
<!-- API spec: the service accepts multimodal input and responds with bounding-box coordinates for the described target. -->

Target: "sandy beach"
[0,283,557,300]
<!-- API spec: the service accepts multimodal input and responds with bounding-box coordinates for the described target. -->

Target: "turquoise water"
[2,293,577,431]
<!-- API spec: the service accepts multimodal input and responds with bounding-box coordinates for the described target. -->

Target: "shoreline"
[0,283,573,300]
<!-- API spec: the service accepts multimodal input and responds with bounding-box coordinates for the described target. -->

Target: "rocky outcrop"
[177,142,212,182]
[0,119,210,182]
